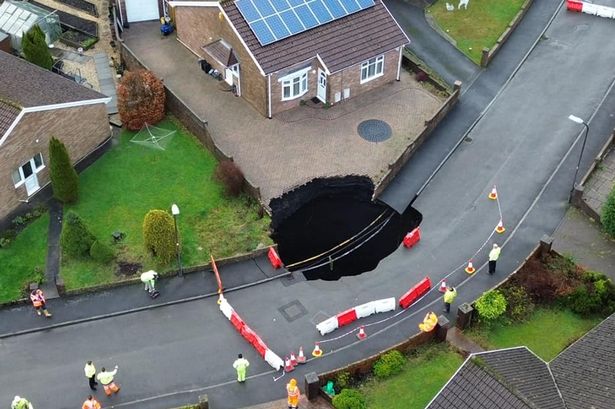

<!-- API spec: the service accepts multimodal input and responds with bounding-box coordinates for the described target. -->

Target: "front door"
[225,68,234,86]
[21,161,40,196]
[317,69,327,103]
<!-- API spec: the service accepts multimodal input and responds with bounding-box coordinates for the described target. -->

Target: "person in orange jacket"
[30,288,51,318]
[82,395,101,409]
[286,378,300,409]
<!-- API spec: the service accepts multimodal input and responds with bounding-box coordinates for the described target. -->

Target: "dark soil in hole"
[57,0,97,16]
[116,261,142,276]
[270,177,422,280]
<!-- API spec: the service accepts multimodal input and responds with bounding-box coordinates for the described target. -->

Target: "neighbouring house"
[164,0,409,117]
[0,51,110,222]
[426,314,615,409]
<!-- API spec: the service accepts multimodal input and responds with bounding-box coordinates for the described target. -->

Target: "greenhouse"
[0,0,61,50]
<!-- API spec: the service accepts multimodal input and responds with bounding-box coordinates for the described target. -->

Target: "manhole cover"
[357,119,392,142]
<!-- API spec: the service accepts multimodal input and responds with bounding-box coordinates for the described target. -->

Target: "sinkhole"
[270,176,422,280]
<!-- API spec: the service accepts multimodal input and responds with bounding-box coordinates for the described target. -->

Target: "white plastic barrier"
[583,2,615,18]
[264,349,285,371]
[218,295,234,320]
[355,301,376,319]
[316,316,339,336]
[373,297,396,314]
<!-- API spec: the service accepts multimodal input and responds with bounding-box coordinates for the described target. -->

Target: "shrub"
[143,209,176,264]
[475,290,507,320]
[61,211,96,258]
[332,389,366,409]
[373,350,406,379]
[214,160,244,197]
[334,371,352,390]
[49,137,79,203]
[511,257,576,303]
[117,69,166,130]
[90,240,115,263]
[501,285,534,322]
[567,271,615,315]
[602,185,615,238]
[22,24,53,70]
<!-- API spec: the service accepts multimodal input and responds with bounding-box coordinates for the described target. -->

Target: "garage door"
[125,0,160,22]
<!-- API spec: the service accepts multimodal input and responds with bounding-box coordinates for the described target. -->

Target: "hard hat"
[289,378,297,386]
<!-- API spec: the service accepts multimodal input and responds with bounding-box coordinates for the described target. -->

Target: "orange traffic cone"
[357,326,367,340]
[290,351,298,367]
[284,356,294,372]
[312,342,323,358]
[439,280,447,293]
[297,346,306,364]
[495,220,506,234]
[488,186,498,200]
[465,260,476,274]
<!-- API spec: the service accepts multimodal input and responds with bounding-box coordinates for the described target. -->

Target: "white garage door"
[125,0,160,22]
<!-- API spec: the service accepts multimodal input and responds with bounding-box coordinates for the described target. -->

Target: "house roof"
[201,40,238,67]
[551,314,615,409]
[427,347,565,409]
[0,99,21,137]
[0,50,106,108]
[220,0,409,75]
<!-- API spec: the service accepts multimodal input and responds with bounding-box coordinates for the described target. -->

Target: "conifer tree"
[49,137,79,203]
[22,24,53,70]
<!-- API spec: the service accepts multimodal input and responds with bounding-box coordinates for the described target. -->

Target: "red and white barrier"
[567,0,615,18]
[315,297,397,336]
[403,227,421,249]
[218,294,284,370]
[399,277,432,309]
[268,247,283,269]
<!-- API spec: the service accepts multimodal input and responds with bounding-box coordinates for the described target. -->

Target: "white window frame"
[12,153,45,188]
[280,68,309,101]
[360,55,385,84]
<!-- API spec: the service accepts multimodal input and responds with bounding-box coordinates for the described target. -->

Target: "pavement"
[3,2,615,409]
[94,52,119,114]
[579,144,615,218]
[41,199,62,299]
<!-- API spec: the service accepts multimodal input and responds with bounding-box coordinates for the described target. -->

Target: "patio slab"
[122,22,443,204]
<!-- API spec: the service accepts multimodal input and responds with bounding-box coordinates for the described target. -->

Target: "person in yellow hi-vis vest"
[489,243,501,275]
[233,353,250,383]
[443,287,457,313]
[418,312,438,332]
[97,365,121,397]
[286,378,300,409]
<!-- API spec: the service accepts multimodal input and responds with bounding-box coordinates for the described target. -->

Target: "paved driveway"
[122,22,443,203]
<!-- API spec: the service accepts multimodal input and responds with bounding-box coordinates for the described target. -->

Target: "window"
[360,55,384,83]
[12,153,44,187]
[281,69,308,100]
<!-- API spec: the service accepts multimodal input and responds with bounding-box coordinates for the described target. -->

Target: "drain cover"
[357,119,392,142]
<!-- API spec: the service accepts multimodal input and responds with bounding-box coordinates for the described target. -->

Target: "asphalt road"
[3,3,615,409]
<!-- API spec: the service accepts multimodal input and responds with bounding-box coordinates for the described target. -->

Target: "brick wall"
[270,58,321,115]
[0,104,109,220]
[174,6,267,116]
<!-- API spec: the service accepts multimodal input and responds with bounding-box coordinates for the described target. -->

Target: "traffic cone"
[297,346,306,364]
[312,342,323,358]
[357,326,367,340]
[488,186,498,200]
[465,260,476,274]
[290,351,298,367]
[284,356,294,372]
[439,280,447,293]
[495,220,506,234]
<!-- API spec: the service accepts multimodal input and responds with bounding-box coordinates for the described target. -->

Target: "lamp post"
[171,203,183,277]
[567,114,590,200]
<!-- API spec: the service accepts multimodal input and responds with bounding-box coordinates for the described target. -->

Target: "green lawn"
[0,214,49,303]
[427,0,526,64]
[467,308,602,361]
[62,118,271,290]
[360,344,464,409]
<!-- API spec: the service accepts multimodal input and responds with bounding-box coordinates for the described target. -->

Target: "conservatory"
[0,0,61,50]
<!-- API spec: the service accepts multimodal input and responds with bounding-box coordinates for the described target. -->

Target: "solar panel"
[236,0,376,46]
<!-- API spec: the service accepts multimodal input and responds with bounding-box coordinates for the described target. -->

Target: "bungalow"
[0,51,110,222]
[166,0,410,117]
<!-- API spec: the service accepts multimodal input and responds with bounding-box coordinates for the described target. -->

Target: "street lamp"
[171,203,183,277]
[567,114,590,200]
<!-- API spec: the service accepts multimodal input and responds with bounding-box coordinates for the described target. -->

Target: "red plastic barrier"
[336,308,358,327]
[566,0,583,11]
[399,277,432,309]
[251,334,268,358]
[230,312,245,332]
[403,227,421,249]
[268,247,282,269]
[241,324,257,345]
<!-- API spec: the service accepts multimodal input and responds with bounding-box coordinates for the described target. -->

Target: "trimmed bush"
[373,350,406,379]
[117,69,166,131]
[61,211,96,258]
[332,389,366,409]
[602,185,615,238]
[475,290,507,321]
[143,209,176,264]
[22,24,53,70]
[501,285,534,322]
[49,137,79,203]
[214,160,244,197]
[334,371,352,391]
[90,240,115,263]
